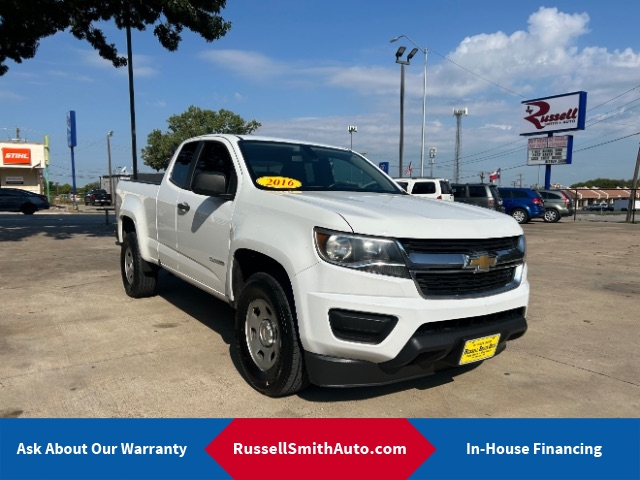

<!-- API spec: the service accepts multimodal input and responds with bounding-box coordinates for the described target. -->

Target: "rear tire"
[236,272,308,397]
[511,208,529,224]
[121,231,158,298]
[543,208,560,223]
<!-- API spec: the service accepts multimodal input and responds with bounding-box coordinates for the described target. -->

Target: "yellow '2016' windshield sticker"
[257,176,302,189]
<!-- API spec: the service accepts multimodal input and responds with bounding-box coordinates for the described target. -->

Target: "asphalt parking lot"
[0,210,638,418]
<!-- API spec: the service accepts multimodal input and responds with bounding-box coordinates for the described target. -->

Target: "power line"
[429,49,527,98]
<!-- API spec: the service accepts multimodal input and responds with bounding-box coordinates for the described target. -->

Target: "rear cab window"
[412,181,436,195]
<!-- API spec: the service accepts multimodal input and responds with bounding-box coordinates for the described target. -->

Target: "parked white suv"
[394,177,454,201]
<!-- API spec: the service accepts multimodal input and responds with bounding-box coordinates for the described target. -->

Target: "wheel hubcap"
[124,247,134,284]
[245,299,279,371]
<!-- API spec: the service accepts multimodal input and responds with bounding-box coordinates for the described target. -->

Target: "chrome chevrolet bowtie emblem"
[465,254,497,272]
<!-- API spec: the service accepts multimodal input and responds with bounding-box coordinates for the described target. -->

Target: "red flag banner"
[405,162,413,176]
[205,418,436,480]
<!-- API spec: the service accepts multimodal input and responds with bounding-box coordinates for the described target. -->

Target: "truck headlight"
[314,228,410,278]
[518,235,526,259]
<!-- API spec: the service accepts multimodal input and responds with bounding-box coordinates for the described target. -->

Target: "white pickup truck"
[116,134,529,397]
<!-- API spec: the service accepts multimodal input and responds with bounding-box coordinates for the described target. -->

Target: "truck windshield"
[238,140,403,194]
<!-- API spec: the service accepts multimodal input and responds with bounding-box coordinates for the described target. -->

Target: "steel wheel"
[245,298,280,371]
[123,244,135,285]
[236,272,308,397]
[120,231,158,298]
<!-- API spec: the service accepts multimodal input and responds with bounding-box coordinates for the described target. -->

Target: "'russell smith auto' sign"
[520,91,587,136]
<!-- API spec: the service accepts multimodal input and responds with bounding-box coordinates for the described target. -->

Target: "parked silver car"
[535,189,575,222]
[0,188,50,215]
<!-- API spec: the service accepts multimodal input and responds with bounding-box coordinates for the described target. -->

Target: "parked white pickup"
[116,134,529,396]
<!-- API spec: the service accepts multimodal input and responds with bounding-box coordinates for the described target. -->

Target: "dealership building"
[0,141,47,193]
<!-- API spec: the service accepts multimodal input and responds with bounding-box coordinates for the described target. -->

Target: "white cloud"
[198,50,286,79]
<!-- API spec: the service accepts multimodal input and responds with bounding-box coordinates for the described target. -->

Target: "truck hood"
[276,191,522,239]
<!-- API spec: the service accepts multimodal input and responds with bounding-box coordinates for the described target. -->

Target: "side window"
[169,142,199,189]
[413,181,436,195]
[499,189,511,199]
[451,185,464,198]
[440,181,452,194]
[468,186,486,198]
[539,191,549,199]
[396,181,409,192]
[514,190,528,198]
[191,141,237,195]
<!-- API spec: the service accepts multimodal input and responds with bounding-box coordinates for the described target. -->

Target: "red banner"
[206,418,435,480]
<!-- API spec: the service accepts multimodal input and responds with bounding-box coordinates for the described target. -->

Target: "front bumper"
[305,307,526,387]
[293,259,529,382]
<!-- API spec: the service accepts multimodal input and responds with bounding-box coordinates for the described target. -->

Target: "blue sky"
[1,0,639,188]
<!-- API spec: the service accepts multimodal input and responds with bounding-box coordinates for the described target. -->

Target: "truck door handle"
[177,202,190,213]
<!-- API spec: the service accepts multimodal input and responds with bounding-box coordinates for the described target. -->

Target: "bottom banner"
[0,418,638,480]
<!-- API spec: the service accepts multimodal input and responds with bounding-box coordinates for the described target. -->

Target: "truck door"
[175,140,237,297]
[156,141,201,272]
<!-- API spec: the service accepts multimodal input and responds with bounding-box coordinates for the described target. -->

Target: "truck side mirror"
[192,171,234,200]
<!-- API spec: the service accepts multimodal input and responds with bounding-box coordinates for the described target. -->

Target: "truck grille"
[414,267,516,297]
[400,236,520,255]
[398,236,525,299]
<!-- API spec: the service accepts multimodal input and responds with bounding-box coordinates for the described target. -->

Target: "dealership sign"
[520,91,587,136]
[527,135,573,165]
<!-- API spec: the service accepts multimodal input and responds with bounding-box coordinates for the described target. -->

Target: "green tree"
[570,178,632,188]
[0,0,231,76]
[142,106,261,170]
[80,181,101,196]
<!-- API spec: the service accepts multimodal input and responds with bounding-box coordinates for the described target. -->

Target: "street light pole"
[429,147,437,177]
[107,131,114,204]
[394,45,419,178]
[391,35,428,176]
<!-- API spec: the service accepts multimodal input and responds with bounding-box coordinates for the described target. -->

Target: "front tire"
[511,208,529,224]
[236,273,308,397]
[121,231,158,298]
[543,208,560,223]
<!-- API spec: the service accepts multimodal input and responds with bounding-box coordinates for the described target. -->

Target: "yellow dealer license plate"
[459,334,501,365]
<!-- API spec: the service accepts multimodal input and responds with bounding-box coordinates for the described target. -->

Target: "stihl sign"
[520,91,587,136]
[2,147,32,165]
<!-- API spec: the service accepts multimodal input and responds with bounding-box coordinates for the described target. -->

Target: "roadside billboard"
[520,91,587,136]
[527,135,573,165]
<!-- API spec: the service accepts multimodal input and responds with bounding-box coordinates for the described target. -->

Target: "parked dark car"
[497,187,545,224]
[450,183,504,212]
[535,189,575,223]
[84,189,112,206]
[586,203,614,212]
[0,187,50,214]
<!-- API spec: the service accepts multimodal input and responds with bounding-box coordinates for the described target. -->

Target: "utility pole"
[626,142,640,223]
[479,171,485,183]
[517,173,524,187]
[107,131,115,204]
[453,108,468,183]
